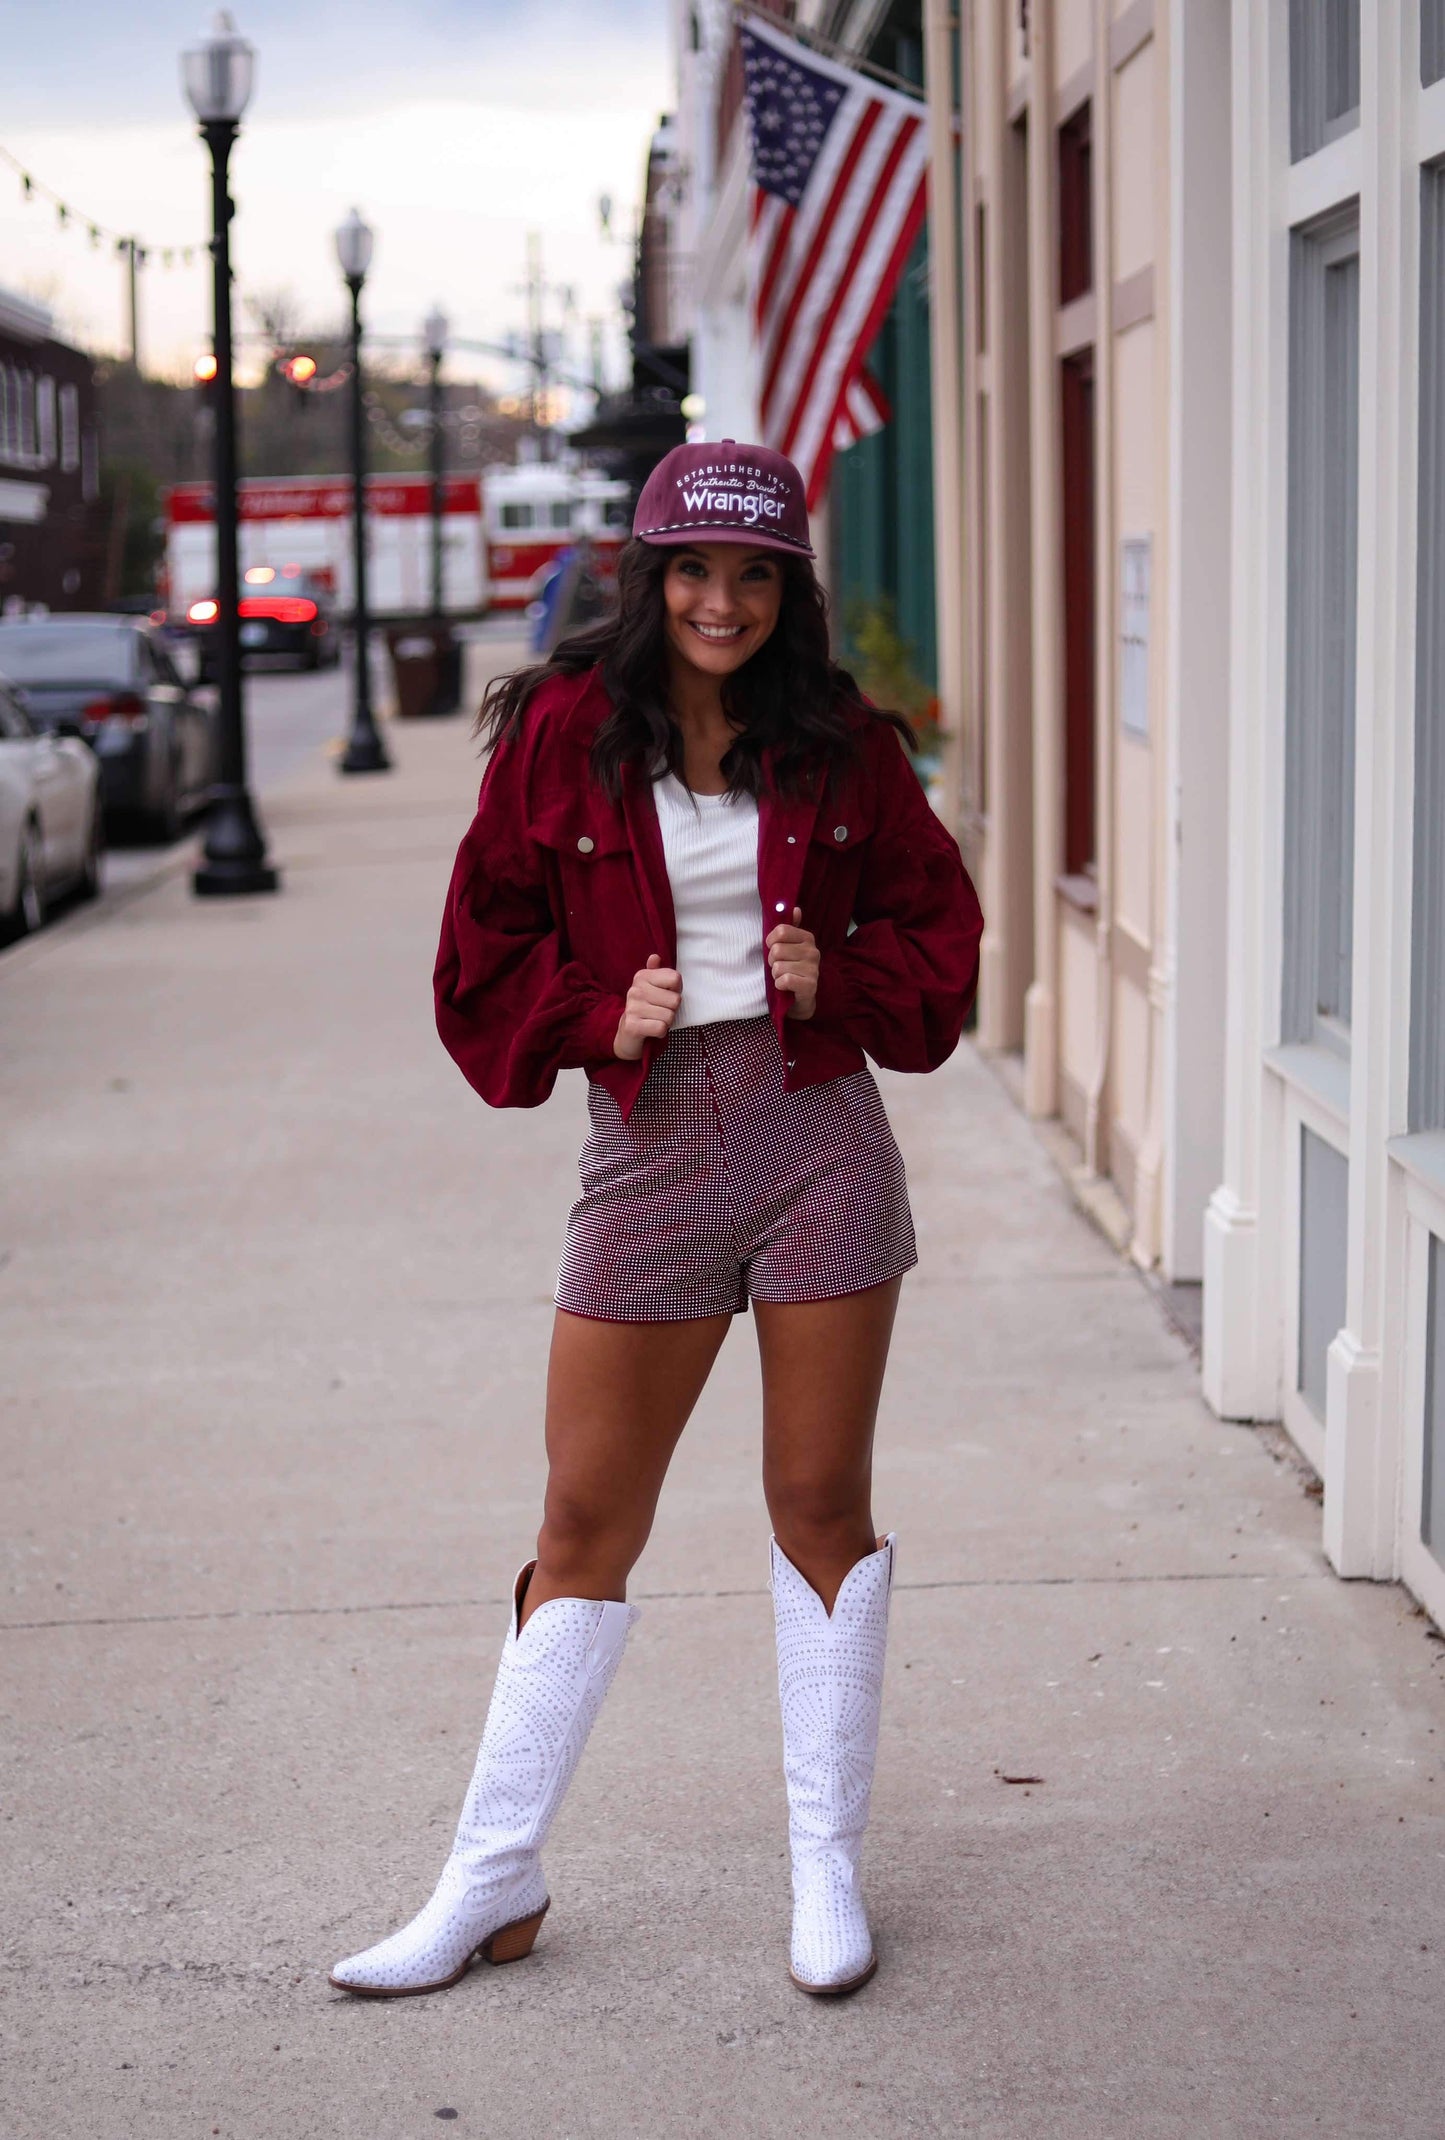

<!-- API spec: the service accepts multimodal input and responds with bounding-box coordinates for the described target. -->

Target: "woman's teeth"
[690,622,747,641]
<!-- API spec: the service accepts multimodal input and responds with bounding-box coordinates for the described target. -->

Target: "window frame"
[58,383,80,473]
[1281,209,1362,1056]
[1412,163,1445,1130]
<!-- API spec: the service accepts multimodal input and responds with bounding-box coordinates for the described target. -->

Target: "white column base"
[1202,1185,1274,1420]
[1023,980,1056,1118]
[976,928,1013,1054]
[1323,1329,1394,1580]
[1130,1141,1164,1271]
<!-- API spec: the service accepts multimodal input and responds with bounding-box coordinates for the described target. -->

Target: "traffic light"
[282,354,318,388]
[193,351,219,385]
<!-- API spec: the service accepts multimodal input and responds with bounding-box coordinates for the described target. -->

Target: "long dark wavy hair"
[474,538,914,800]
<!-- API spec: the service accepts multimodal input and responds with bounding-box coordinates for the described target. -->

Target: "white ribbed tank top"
[653,772,768,1028]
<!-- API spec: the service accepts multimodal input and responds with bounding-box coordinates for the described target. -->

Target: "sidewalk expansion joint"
[0,1566,1333,1635]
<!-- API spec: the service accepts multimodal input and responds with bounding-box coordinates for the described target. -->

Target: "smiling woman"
[328,437,984,2007]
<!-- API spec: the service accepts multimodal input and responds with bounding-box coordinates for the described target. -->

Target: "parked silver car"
[0,674,102,941]
[0,615,218,842]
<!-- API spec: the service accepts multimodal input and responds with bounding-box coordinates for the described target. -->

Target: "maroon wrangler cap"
[632,438,815,558]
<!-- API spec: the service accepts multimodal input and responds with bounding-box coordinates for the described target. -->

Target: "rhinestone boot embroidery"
[770,1534,895,1994]
[330,1568,638,1995]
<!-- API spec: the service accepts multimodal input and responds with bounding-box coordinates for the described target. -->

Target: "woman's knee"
[537,1478,650,1580]
[763,1467,872,1556]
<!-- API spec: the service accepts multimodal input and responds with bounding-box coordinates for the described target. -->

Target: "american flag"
[741,14,929,508]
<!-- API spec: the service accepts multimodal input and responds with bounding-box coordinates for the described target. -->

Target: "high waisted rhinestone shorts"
[555,1016,917,1322]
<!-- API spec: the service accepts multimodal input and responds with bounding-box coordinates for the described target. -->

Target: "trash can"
[385,622,463,719]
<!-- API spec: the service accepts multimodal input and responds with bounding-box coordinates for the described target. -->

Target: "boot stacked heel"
[479,1902,549,1965]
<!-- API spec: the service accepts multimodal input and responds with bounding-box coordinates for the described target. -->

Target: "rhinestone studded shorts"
[555,1017,917,1323]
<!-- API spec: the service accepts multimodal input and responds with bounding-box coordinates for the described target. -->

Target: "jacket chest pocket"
[530,798,638,945]
[801,805,874,937]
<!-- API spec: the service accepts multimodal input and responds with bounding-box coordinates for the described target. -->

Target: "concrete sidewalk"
[3,661,1444,2140]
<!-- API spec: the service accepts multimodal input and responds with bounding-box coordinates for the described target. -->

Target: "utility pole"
[122,238,141,371]
[524,230,547,447]
[512,233,575,459]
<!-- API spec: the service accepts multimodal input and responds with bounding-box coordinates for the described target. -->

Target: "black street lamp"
[335,207,389,775]
[422,304,462,716]
[182,10,278,897]
[424,304,449,623]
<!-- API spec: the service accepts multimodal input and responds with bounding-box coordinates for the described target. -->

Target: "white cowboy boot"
[330,1565,638,1997]
[770,1533,895,1995]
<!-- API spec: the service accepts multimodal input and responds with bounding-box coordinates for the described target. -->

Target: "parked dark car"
[0,615,219,842]
[179,565,341,676]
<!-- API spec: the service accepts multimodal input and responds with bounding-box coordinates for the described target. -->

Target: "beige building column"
[1023,0,1062,1119]
[1082,0,1117,1180]
[924,0,972,843]
[973,0,1036,1053]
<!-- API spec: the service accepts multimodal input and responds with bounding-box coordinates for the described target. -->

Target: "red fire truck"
[164,474,487,623]
[483,461,630,611]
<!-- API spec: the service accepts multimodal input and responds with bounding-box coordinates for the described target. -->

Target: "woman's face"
[661,543,784,682]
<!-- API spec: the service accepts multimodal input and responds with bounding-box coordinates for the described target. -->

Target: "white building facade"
[1205,0,1445,1616]
[668,0,900,502]
[670,0,760,444]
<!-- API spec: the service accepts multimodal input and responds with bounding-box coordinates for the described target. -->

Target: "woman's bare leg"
[754,1278,903,1609]
[519,1307,733,1625]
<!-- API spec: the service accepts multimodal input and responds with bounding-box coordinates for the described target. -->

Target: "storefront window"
[1424,0,1445,87]
[1282,218,1360,1049]
[1423,1237,1445,1555]
[1290,0,1361,160]
[1412,168,1445,1130]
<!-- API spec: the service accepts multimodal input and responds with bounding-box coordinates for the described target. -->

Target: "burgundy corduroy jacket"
[434,667,983,1119]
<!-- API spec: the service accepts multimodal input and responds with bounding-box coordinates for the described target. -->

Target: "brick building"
[0,285,101,613]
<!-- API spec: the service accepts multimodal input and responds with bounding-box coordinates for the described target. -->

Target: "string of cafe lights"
[0,141,201,270]
[364,390,490,460]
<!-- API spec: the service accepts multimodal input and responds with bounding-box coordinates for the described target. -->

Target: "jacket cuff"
[565,992,627,1071]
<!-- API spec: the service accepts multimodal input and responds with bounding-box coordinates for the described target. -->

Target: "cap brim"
[634,526,815,560]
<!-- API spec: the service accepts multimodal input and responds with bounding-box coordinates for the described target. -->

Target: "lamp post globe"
[182,8,254,122]
[334,208,374,285]
[335,208,389,774]
[182,9,278,897]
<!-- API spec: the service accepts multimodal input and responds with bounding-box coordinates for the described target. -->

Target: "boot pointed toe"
[789,1849,876,1994]
[329,1566,636,2000]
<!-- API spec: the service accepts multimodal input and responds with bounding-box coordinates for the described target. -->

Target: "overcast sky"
[0,0,673,401]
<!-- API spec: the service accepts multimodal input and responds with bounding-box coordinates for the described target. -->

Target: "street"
[3,643,1445,2140]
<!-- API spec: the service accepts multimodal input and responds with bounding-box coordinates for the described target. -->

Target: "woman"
[330,440,983,2002]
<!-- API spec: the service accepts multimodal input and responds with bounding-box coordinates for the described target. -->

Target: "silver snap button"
[774,902,786,913]
[787,834,796,844]
[577,836,595,854]
[833,824,848,842]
